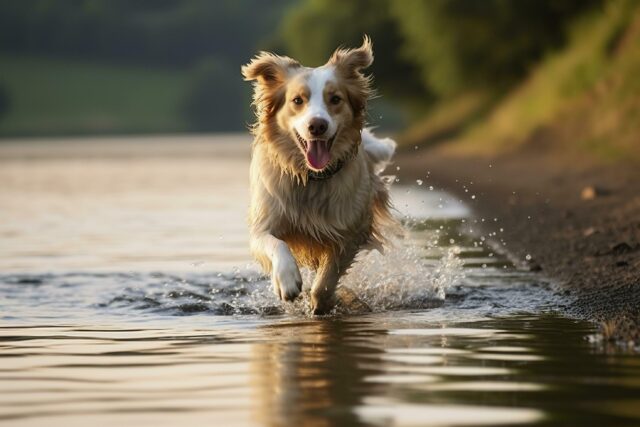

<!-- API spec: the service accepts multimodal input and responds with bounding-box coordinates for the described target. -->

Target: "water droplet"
[416,179,423,186]
[525,254,532,261]
[471,195,476,199]
[429,186,434,191]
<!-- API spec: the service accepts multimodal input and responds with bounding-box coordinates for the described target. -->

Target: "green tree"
[279,0,600,101]
[389,0,601,98]
[279,0,429,105]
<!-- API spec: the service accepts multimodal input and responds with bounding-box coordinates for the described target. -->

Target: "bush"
[279,0,601,101]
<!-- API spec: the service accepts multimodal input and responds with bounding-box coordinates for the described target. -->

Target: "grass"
[0,55,190,136]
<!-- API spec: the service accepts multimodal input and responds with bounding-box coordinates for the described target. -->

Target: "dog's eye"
[292,96,304,105]
[330,95,342,105]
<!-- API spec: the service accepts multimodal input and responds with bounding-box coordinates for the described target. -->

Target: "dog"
[242,36,396,314]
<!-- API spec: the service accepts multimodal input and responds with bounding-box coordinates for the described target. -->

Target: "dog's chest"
[279,175,372,238]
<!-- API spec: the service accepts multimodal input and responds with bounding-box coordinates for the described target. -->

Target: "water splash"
[0,186,561,321]
[344,236,464,311]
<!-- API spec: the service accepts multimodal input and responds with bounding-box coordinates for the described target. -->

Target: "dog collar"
[308,144,359,181]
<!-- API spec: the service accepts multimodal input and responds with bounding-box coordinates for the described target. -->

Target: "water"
[1,135,639,426]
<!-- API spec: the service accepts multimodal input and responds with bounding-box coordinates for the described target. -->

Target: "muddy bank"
[396,143,640,343]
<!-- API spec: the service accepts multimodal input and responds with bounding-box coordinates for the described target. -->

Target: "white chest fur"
[249,145,373,243]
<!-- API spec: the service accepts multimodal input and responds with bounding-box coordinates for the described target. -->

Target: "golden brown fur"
[242,36,396,314]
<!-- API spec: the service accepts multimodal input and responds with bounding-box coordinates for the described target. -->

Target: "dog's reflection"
[251,320,383,427]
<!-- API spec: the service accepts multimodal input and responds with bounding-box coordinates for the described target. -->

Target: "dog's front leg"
[310,257,339,315]
[251,234,302,301]
[311,246,358,315]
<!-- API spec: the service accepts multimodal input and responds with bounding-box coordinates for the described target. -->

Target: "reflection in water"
[253,321,379,427]
[245,315,640,427]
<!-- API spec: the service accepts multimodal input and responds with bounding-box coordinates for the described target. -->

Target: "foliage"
[0,0,614,135]
[444,0,640,161]
[389,0,600,98]
[278,0,430,106]
[279,0,600,102]
[0,0,293,68]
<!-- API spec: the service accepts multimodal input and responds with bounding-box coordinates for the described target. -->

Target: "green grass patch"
[0,55,190,136]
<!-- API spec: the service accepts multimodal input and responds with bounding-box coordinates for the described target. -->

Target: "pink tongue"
[306,139,331,170]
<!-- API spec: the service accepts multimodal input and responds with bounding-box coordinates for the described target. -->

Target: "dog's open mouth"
[295,129,336,170]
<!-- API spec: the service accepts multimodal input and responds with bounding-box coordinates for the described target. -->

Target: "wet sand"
[397,142,640,343]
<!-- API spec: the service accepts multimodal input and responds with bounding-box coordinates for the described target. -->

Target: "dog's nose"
[308,118,328,137]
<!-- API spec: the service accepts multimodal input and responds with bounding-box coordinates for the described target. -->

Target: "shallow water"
[1,135,639,426]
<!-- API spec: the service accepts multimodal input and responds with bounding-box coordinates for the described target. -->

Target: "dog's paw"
[271,244,302,301]
[310,290,335,315]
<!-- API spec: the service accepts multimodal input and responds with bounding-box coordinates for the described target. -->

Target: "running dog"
[242,36,396,314]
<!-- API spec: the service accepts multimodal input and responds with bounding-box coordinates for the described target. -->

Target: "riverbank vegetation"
[1,0,637,152]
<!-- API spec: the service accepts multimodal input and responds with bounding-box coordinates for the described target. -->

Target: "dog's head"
[242,37,373,175]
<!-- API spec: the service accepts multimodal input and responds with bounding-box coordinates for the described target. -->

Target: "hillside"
[401,0,640,164]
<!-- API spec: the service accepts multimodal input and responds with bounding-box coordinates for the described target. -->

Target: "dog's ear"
[328,36,374,122]
[242,53,300,121]
[242,52,300,86]
[328,35,374,77]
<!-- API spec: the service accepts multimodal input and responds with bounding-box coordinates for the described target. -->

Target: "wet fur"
[242,37,396,314]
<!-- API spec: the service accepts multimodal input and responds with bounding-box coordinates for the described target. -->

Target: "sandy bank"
[396,143,640,343]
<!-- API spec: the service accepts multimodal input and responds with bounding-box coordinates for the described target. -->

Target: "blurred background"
[0,0,638,159]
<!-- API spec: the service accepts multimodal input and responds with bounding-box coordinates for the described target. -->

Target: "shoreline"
[396,143,640,344]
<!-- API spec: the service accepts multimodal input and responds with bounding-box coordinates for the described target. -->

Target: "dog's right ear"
[242,53,300,86]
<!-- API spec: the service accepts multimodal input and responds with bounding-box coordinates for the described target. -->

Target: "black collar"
[308,144,359,181]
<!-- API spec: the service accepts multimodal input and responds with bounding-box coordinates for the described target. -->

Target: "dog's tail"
[362,128,396,171]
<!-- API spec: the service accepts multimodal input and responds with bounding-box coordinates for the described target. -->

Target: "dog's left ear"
[242,53,300,120]
[328,35,374,78]
[242,52,300,87]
